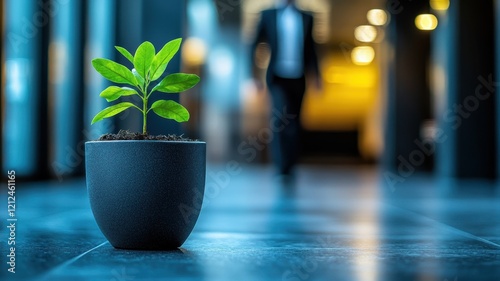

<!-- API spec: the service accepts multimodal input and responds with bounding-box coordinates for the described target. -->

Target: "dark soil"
[97,130,195,141]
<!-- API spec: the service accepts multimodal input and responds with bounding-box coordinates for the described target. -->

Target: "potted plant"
[85,38,205,250]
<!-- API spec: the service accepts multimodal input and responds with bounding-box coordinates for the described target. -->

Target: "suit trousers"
[267,75,306,175]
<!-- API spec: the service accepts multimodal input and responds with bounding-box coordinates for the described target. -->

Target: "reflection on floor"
[1,165,500,281]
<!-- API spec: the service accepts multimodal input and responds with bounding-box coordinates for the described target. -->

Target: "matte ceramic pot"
[85,140,206,250]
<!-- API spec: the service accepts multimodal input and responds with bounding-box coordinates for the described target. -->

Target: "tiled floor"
[1,165,499,281]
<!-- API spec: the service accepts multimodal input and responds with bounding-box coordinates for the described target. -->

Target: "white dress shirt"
[275,5,304,79]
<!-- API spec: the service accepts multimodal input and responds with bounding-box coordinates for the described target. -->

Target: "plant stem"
[143,96,147,134]
[142,82,148,134]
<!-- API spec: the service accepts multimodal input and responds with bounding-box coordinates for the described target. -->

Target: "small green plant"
[91,38,200,134]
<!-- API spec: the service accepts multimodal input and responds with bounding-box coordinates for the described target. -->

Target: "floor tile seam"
[35,241,109,280]
[387,204,500,249]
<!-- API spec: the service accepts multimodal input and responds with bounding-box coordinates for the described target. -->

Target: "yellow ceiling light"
[430,0,450,11]
[415,14,438,30]
[367,9,388,26]
[351,46,375,66]
[354,25,378,43]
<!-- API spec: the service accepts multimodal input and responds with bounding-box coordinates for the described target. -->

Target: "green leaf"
[150,38,182,81]
[91,102,138,124]
[91,58,137,86]
[132,68,144,88]
[115,46,134,63]
[151,100,190,122]
[134,41,155,79]
[151,64,168,81]
[153,73,200,93]
[99,86,138,102]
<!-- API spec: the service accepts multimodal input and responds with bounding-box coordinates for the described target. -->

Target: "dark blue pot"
[85,140,206,250]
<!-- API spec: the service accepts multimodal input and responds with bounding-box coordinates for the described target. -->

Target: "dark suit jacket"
[252,8,319,82]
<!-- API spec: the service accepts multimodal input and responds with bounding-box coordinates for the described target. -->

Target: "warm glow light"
[354,25,378,43]
[351,46,375,66]
[182,37,207,66]
[415,14,438,30]
[367,9,388,26]
[430,0,450,11]
[324,66,376,88]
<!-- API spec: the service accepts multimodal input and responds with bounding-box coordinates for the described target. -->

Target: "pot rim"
[86,140,206,144]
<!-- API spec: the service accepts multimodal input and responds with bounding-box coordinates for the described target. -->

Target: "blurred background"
[0,0,498,183]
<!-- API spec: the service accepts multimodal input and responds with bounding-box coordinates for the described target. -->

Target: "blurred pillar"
[0,0,3,173]
[2,0,44,177]
[384,1,432,176]
[204,0,242,161]
[496,0,500,178]
[85,0,116,140]
[49,0,85,179]
[220,1,244,159]
[435,0,496,179]
[115,0,185,136]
